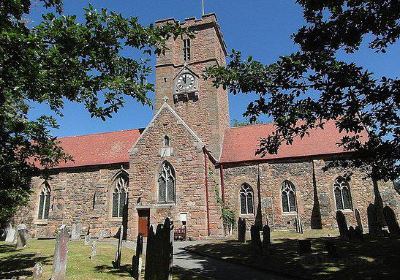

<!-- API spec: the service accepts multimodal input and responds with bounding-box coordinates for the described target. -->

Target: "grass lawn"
[186,229,400,280]
[0,239,211,280]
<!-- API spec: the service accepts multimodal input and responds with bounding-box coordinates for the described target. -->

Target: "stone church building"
[14,14,399,240]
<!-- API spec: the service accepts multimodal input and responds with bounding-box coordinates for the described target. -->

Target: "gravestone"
[367,203,382,236]
[145,217,174,280]
[16,224,28,248]
[71,223,82,240]
[51,225,69,280]
[90,241,97,260]
[295,216,303,234]
[250,225,262,251]
[354,226,364,242]
[237,218,246,243]
[383,206,400,236]
[132,234,144,280]
[298,240,312,255]
[112,225,124,269]
[355,209,363,233]
[98,229,106,240]
[324,241,339,258]
[84,235,91,245]
[336,211,349,240]
[348,226,356,242]
[5,225,16,243]
[262,224,271,254]
[33,262,43,280]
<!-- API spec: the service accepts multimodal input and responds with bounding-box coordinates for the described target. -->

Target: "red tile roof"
[38,129,142,169]
[220,121,367,164]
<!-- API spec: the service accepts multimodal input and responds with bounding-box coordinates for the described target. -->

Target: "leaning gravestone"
[33,262,43,280]
[355,209,363,233]
[90,241,97,260]
[354,226,364,242]
[132,234,144,280]
[298,240,312,255]
[16,224,28,248]
[71,223,82,240]
[237,218,246,243]
[262,224,271,254]
[383,206,400,236]
[51,225,69,280]
[145,217,174,280]
[112,225,124,269]
[367,203,382,236]
[336,211,349,240]
[250,225,262,251]
[5,225,16,243]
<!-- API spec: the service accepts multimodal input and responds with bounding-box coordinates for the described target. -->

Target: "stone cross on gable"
[163,96,169,103]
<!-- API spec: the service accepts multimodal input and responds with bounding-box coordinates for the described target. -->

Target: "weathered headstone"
[262,224,271,254]
[298,239,312,255]
[354,226,364,242]
[354,209,363,233]
[336,211,349,240]
[112,225,124,269]
[367,203,382,236]
[324,241,339,258]
[348,226,356,242]
[132,234,143,280]
[90,241,97,260]
[71,223,82,240]
[98,229,106,240]
[237,218,246,243]
[145,217,173,280]
[383,206,400,236]
[51,225,69,280]
[250,225,262,251]
[84,235,91,245]
[295,216,303,234]
[5,225,16,243]
[33,262,43,280]
[16,224,28,248]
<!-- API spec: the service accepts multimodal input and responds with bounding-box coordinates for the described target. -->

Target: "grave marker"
[336,211,349,240]
[383,206,400,236]
[262,224,271,254]
[354,209,363,233]
[112,225,124,269]
[33,263,43,280]
[237,218,246,243]
[16,224,28,248]
[51,225,69,280]
[132,234,144,280]
[90,241,97,260]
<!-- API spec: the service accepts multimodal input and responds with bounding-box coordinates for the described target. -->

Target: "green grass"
[0,239,212,280]
[187,230,400,280]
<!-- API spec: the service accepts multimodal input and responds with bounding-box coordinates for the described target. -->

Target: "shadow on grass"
[94,264,132,277]
[188,234,400,280]
[0,244,52,279]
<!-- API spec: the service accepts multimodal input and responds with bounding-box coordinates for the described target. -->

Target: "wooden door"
[138,209,150,237]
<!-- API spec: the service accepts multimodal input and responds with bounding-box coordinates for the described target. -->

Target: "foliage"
[0,0,188,218]
[206,0,399,181]
[231,118,264,127]
[208,167,235,232]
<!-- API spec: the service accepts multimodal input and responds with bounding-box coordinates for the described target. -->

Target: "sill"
[282,212,298,216]
[239,214,255,218]
[153,203,176,209]
[35,220,48,225]
[338,209,353,213]
[109,217,123,222]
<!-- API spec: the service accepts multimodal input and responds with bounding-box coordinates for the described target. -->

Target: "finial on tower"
[163,96,169,103]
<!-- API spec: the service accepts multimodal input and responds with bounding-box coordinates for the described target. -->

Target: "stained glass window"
[282,181,297,213]
[334,177,352,210]
[240,184,254,214]
[112,174,128,218]
[158,162,176,203]
[37,183,50,220]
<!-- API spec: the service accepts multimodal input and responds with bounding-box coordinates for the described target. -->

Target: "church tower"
[154,14,229,158]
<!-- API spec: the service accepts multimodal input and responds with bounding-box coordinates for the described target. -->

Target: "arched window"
[240,183,254,214]
[158,162,175,203]
[112,174,128,218]
[38,183,51,220]
[164,135,170,146]
[281,180,297,213]
[334,176,352,210]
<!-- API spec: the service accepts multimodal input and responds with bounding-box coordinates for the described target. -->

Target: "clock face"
[177,73,195,91]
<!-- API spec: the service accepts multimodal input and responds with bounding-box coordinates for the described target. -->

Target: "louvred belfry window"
[38,183,51,220]
[334,176,353,210]
[240,183,254,215]
[281,180,297,213]
[112,175,128,218]
[158,161,176,203]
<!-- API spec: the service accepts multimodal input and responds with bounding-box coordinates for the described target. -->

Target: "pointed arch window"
[112,174,128,218]
[158,162,176,203]
[282,180,297,213]
[334,176,353,210]
[164,135,170,147]
[38,183,51,220]
[240,183,254,215]
[183,39,191,61]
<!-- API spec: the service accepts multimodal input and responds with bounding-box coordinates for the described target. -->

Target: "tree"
[206,0,399,181]
[0,0,188,218]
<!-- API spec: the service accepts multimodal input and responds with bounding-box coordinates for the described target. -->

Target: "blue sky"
[27,0,400,137]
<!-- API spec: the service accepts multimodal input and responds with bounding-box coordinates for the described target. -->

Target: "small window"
[282,180,297,213]
[158,161,176,203]
[240,183,254,214]
[112,174,128,218]
[164,135,170,147]
[334,176,353,210]
[38,183,51,220]
[183,39,191,61]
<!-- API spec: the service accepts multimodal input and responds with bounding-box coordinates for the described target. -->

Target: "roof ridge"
[229,123,274,129]
[57,128,143,140]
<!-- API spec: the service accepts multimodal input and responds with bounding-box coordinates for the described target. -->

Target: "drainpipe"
[219,164,225,204]
[204,148,211,236]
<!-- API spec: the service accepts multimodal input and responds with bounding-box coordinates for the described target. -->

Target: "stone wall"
[13,164,128,238]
